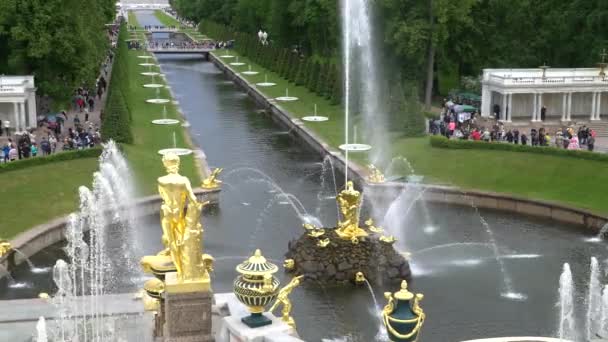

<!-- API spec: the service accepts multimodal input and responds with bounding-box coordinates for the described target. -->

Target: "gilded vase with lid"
[234,249,280,328]
[382,280,426,341]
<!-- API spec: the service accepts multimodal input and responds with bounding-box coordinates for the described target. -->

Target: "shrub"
[295,58,309,86]
[429,135,608,162]
[0,148,102,174]
[101,23,133,144]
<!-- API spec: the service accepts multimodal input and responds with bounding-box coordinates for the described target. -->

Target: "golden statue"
[269,275,304,329]
[368,164,385,183]
[365,218,384,234]
[380,235,397,244]
[335,181,368,240]
[355,272,366,284]
[0,240,11,258]
[317,238,330,248]
[284,259,295,270]
[303,223,325,238]
[201,168,223,189]
[157,153,210,283]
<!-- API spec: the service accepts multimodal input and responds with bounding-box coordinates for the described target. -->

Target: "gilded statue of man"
[336,181,368,239]
[269,275,304,328]
[158,153,208,281]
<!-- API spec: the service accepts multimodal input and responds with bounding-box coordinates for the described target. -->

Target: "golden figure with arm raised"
[158,153,209,282]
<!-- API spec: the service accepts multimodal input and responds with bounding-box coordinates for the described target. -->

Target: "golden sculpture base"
[165,272,212,294]
[201,184,221,190]
[141,254,176,278]
[335,229,369,240]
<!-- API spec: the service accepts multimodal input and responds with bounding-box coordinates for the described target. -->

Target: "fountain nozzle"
[355,271,366,285]
[0,240,12,258]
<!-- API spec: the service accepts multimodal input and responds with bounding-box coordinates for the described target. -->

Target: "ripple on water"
[9,282,31,289]
[501,292,528,301]
[423,225,438,234]
[30,267,51,274]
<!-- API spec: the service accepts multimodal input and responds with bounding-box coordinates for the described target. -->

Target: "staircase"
[584,120,608,137]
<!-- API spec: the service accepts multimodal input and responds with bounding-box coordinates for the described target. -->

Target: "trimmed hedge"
[430,135,608,163]
[101,22,133,144]
[201,20,342,104]
[0,148,102,174]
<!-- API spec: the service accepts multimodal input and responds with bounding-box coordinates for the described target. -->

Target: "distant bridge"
[118,1,170,10]
[148,47,213,53]
[137,28,180,33]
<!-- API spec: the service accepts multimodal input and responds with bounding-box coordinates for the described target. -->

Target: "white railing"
[147,47,214,53]
[488,74,608,86]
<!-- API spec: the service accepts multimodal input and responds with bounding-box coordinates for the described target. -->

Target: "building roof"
[482,68,608,91]
[0,76,35,95]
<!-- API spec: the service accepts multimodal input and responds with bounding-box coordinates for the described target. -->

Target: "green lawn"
[147,7,608,214]
[0,158,99,238]
[153,11,206,42]
[123,12,201,192]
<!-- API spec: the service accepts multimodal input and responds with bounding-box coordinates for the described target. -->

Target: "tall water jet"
[600,285,608,338]
[36,316,48,342]
[51,141,139,341]
[558,263,576,341]
[341,0,388,180]
[587,257,602,340]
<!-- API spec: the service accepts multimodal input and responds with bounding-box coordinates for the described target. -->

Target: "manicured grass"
[0,158,99,238]
[124,12,201,192]
[153,11,206,42]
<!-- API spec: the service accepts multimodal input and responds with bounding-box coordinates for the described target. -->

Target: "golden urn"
[234,249,280,328]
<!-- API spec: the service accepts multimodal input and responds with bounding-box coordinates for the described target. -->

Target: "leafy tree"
[295,58,309,86]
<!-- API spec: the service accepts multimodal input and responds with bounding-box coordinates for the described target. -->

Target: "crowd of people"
[0,20,117,164]
[431,100,598,152]
[146,40,214,50]
[142,25,178,31]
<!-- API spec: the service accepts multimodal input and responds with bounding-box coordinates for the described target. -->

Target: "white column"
[27,92,36,128]
[538,93,544,121]
[562,93,567,121]
[507,93,513,122]
[19,102,26,130]
[501,93,507,121]
[13,102,19,131]
[567,93,573,121]
[532,93,538,121]
[591,92,598,120]
[597,92,602,120]
[481,86,491,117]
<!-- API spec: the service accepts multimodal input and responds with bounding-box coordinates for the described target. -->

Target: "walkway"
[0,38,115,155]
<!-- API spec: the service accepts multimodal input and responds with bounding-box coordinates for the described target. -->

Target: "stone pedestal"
[216,315,300,342]
[286,230,410,285]
[163,273,213,342]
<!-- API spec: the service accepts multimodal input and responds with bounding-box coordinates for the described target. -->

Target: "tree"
[295,58,309,86]
[307,61,321,92]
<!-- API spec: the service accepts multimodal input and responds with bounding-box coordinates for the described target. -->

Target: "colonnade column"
[567,93,573,121]
[13,102,19,132]
[481,87,491,117]
[538,93,544,121]
[27,92,36,128]
[597,92,602,120]
[562,93,567,121]
[532,93,538,121]
[501,93,507,121]
[507,93,513,122]
[591,92,598,121]
[19,102,26,130]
